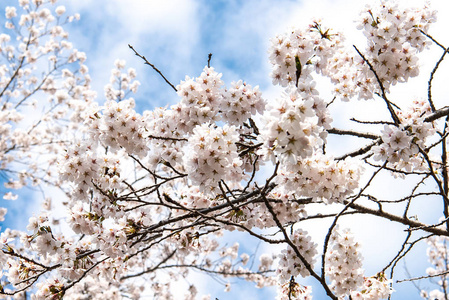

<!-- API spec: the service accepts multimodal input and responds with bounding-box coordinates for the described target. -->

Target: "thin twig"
[207,53,212,68]
[328,128,379,140]
[128,44,177,92]
[350,118,395,126]
[353,45,400,125]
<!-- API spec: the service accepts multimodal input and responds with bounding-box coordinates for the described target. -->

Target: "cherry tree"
[0,0,94,208]
[1,0,449,299]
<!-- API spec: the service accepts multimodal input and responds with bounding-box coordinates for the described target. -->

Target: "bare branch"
[128,44,177,92]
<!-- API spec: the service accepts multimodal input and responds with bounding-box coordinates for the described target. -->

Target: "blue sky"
[2,0,449,299]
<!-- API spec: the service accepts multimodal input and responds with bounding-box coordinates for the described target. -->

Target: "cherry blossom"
[1,0,449,299]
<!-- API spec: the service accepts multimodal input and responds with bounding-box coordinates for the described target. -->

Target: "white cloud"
[60,0,201,109]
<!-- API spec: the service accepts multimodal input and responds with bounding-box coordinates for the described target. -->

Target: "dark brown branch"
[336,139,380,160]
[128,44,177,92]
[418,146,449,208]
[262,192,337,300]
[236,142,263,157]
[333,105,449,161]
[389,234,433,284]
[350,118,395,126]
[345,201,449,236]
[136,263,275,280]
[420,29,447,51]
[60,257,110,296]
[147,134,188,142]
[120,250,177,280]
[382,231,412,273]
[322,161,386,287]
[425,107,449,123]
[442,117,449,230]
[427,46,448,111]
[207,53,212,68]
[328,128,379,140]
[405,217,449,232]
[353,45,400,125]
[397,269,449,283]
[137,184,276,236]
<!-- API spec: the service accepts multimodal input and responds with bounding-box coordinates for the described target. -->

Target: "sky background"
[1,0,449,299]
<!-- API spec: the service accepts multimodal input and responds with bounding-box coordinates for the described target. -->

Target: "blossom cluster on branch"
[0,0,95,206]
[1,0,449,299]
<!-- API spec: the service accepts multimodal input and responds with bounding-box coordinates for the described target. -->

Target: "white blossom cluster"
[325,227,364,296]
[220,80,265,125]
[59,142,123,200]
[88,99,148,158]
[174,67,225,133]
[372,100,435,172]
[277,229,317,282]
[269,1,437,101]
[175,186,212,209]
[239,192,308,229]
[0,108,24,171]
[0,207,7,221]
[7,214,106,299]
[326,0,437,100]
[268,20,344,87]
[170,228,204,253]
[174,66,265,133]
[144,67,265,172]
[258,88,329,163]
[67,201,100,235]
[32,278,65,300]
[32,271,139,300]
[60,275,129,300]
[0,0,96,204]
[24,214,62,260]
[277,153,362,204]
[52,60,268,296]
[13,212,149,299]
[144,107,185,168]
[420,236,449,300]
[421,289,446,300]
[351,273,393,300]
[80,61,146,158]
[185,123,243,194]
[104,59,140,101]
[277,281,312,300]
[357,1,436,82]
[1,0,447,299]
